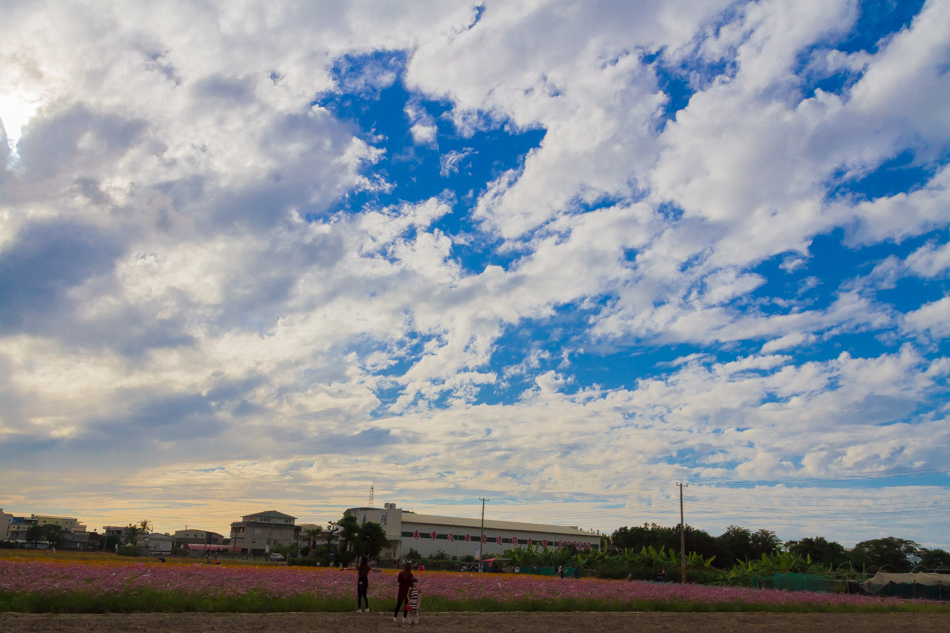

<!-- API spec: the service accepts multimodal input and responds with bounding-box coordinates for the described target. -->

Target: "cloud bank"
[1,0,948,547]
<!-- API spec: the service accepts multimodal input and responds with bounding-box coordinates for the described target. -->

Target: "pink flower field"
[0,559,920,612]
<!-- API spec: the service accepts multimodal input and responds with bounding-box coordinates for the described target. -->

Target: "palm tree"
[304,527,323,557]
[125,523,140,545]
[324,522,339,561]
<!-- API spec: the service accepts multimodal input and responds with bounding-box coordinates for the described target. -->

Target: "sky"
[1,0,949,549]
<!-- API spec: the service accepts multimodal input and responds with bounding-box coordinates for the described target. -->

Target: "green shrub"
[287,558,320,567]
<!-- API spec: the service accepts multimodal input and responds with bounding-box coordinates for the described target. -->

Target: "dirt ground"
[2,612,950,633]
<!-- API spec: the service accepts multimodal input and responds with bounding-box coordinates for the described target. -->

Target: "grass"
[3,590,950,614]
[0,549,284,567]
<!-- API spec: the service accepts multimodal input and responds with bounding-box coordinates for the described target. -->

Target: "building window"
[381,514,387,526]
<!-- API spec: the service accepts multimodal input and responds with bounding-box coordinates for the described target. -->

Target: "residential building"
[31,515,86,532]
[229,510,297,556]
[7,515,37,542]
[296,522,322,545]
[61,530,101,551]
[173,529,224,547]
[0,509,12,540]
[135,532,174,557]
[345,502,601,560]
[103,525,135,544]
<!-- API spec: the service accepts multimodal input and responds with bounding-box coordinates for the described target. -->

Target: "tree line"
[610,522,950,572]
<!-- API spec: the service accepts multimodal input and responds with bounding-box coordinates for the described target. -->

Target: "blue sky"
[1,0,949,548]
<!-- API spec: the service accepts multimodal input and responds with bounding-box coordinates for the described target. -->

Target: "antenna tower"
[368,478,375,507]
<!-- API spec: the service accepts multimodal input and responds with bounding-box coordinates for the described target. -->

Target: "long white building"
[346,502,600,560]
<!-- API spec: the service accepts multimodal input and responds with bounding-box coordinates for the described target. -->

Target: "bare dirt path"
[2,612,950,633]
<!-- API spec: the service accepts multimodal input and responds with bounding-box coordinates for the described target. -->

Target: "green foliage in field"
[2,589,947,615]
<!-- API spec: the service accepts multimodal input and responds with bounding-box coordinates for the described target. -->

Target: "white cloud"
[760,332,816,354]
[439,148,473,177]
[906,238,950,279]
[904,296,950,339]
[406,99,438,145]
[0,0,948,547]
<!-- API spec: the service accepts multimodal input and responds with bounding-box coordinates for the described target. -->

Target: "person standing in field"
[393,562,414,623]
[356,555,372,613]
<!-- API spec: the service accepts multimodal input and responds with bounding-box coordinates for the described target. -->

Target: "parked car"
[268,553,285,561]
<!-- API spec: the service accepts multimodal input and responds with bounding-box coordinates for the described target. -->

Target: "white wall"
[400,520,600,559]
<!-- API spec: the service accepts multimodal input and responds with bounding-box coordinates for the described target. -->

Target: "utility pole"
[478,498,489,571]
[677,482,688,584]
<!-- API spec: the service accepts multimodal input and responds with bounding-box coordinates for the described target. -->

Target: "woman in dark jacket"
[393,562,414,622]
[357,556,372,612]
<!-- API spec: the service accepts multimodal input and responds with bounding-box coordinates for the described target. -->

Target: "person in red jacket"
[393,562,414,623]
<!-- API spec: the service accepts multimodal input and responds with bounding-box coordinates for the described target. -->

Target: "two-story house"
[229,510,297,556]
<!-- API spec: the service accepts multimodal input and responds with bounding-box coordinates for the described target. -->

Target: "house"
[229,510,297,556]
[0,509,12,540]
[103,525,135,545]
[31,515,86,532]
[173,529,224,548]
[135,532,174,557]
[6,515,37,542]
[61,530,101,551]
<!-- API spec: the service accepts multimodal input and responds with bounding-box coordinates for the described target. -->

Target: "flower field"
[0,559,941,614]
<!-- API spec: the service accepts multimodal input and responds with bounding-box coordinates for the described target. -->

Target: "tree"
[716,526,755,568]
[850,537,920,573]
[333,514,390,560]
[125,523,141,545]
[612,523,717,561]
[749,529,782,559]
[612,523,679,552]
[25,524,45,546]
[323,522,340,562]
[304,527,323,557]
[360,521,390,557]
[41,524,64,549]
[124,519,153,546]
[919,548,950,570]
[337,514,361,554]
[272,542,299,560]
[102,533,121,552]
[785,536,847,568]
